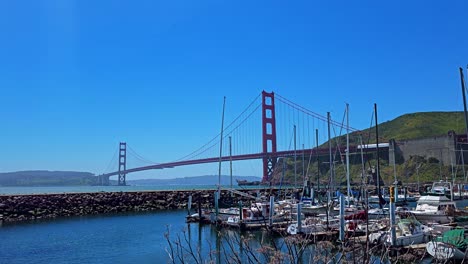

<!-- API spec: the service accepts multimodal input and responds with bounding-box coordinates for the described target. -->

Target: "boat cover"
[435,229,467,249]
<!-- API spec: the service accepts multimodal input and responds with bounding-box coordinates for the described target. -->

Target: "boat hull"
[410,213,453,224]
[395,232,426,247]
[301,205,327,216]
[426,241,466,260]
[287,223,329,235]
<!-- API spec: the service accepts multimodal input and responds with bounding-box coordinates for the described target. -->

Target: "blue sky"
[0,0,467,180]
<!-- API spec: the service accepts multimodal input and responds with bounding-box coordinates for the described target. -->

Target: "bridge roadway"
[101,144,388,178]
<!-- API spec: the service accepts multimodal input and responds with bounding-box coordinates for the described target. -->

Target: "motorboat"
[287,215,340,235]
[301,198,328,216]
[226,202,290,229]
[409,182,456,224]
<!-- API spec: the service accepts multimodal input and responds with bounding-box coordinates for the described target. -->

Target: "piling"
[339,195,345,242]
[394,186,398,203]
[311,188,315,204]
[269,196,274,227]
[214,191,219,224]
[198,193,202,223]
[390,186,396,246]
[187,195,192,215]
[326,191,331,229]
[297,202,302,233]
[239,201,243,221]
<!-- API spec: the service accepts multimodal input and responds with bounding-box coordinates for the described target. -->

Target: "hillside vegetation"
[334,111,466,146]
[279,111,468,186]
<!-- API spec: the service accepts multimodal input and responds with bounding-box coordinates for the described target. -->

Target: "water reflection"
[177,223,373,264]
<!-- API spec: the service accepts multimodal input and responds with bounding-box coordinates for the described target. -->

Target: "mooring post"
[239,201,243,221]
[394,185,398,203]
[269,196,275,227]
[296,202,302,234]
[198,193,202,223]
[214,191,219,224]
[326,191,331,229]
[339,195,345,242]
[390,186,397,247]
[311,188,315,205]
[187,195,192,215]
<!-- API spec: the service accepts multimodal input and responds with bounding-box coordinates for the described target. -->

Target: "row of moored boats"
[186,181,468,261]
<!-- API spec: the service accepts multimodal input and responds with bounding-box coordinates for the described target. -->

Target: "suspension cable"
[175,93,261,161]
[103,147,119,174]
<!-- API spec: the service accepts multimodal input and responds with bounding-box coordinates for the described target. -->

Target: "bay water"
[0,185,298,264]
[0,210,211,264]
[2,186,465,263]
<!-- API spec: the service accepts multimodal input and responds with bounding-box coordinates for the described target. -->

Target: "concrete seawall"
[0,188,296,223]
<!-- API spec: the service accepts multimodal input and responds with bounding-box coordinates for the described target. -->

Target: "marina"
[180,179,468,263]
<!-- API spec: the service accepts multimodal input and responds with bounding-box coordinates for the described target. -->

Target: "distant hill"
[0,171,262,187]
[127,175,262,186]
[0,171,97,186]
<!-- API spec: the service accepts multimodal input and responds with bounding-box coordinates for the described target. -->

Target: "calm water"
[0,210,204,264]
[0,210,336,264]
[0,209,409,264]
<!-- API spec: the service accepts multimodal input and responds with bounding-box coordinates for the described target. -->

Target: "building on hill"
[393,131,468,166]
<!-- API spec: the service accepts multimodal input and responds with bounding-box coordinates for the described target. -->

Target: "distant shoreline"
[0,184,289,196]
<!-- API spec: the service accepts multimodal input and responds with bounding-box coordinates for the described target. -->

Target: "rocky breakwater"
[0,188,289,223]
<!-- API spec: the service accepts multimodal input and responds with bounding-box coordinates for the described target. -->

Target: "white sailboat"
[369,217,432,246]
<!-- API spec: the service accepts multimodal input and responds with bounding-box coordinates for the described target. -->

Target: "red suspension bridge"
[99,91,387,185]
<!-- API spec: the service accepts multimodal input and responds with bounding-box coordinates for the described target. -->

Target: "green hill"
[334,111,466,146]
[278,111,468,186]
[364,111,465,141]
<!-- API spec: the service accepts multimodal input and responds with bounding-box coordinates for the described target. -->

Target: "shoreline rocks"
[0,188,295,223]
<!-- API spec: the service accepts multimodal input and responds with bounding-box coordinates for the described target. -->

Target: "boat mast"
[294,125,297,188]
[229,136,233,192]
[316,129,320,191]
[218,96,226,192]
[359,135,369,260]
[460,67,468,140]
[302,143,305,185]
[346,103,351,202]
[359,135,366,187]
[460,67,468,184]
[328,112,333,193]
[375,104,382,206]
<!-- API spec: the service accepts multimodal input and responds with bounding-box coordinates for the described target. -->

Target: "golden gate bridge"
[99,91,386,185]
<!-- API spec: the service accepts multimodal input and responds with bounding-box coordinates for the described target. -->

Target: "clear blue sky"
[1,0,467,180]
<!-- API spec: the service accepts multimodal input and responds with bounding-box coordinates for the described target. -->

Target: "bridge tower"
[262,91,277,182]
[118,142,127,186]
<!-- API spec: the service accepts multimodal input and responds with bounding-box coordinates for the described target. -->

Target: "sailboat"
[333,104,362,212]
[186,97,228,224]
